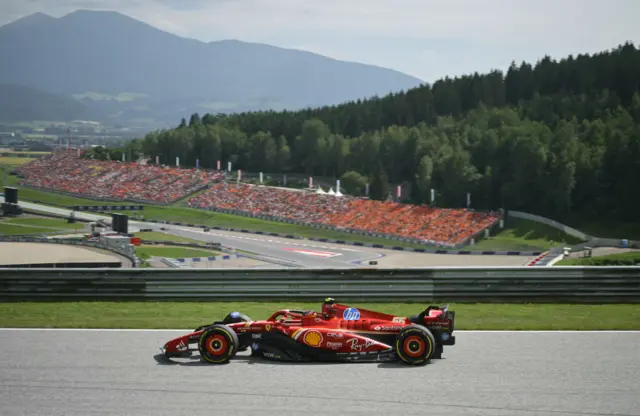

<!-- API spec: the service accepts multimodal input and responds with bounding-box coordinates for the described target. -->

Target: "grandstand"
[15,150,501,247]
[16,149,224,204]
[187,183,500,246]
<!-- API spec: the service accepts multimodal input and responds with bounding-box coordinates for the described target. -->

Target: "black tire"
[395,324,436,365]
[198,324,239,364]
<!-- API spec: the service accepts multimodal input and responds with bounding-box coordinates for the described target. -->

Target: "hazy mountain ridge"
[0,84,93,122]
[0,10,423,126]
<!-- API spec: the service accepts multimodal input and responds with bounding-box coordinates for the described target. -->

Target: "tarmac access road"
[0,328,638,416]
[2,197,535,268]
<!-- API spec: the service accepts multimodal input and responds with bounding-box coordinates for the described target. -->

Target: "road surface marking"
[283,248,341,257]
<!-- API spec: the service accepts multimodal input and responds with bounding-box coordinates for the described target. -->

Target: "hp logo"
[343,308,360,320]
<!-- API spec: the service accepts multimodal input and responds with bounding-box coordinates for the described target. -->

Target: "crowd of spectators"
[17,150,500,245]
[17,149,224,204]
[187,183,500,246]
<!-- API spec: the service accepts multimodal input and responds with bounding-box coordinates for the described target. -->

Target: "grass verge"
[0,224,57,234]
[555,251,640,266]
[473,217,584,251]
[563,214,640,241]
[0,157,36,166]
[4,217,85,230]
[0,302,638,330]
[135,245,221,259]
[134,231,206,244]
[0,217,85,235]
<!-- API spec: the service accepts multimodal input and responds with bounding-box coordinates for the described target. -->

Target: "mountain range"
[0,10,423,127]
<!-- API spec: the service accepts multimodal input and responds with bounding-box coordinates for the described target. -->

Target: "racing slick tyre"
[221,312,252,352]
[198,324,239,364]
[395,324,436,366]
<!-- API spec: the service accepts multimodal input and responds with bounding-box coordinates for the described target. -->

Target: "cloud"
[1,0,639,81]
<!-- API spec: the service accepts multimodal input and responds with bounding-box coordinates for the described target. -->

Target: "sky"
[2,0,640,82]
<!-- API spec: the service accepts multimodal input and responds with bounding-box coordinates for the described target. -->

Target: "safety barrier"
[160,255,243,269]
[174,254,242,263]
[1,266,638,303]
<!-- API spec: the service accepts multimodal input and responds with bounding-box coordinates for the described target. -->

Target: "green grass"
[0,217,85,234]
[0,302,638,330]
[555,251,640,266]
[0,157,36,166]
[0,150,51,155]
[474,217,585,251]
[134,231,204,244]
[135,245,221,260]
[4,217,85,229]
[563,215,640,240]
[0,224,57,234]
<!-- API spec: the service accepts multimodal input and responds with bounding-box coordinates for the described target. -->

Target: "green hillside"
[139,42,640,230]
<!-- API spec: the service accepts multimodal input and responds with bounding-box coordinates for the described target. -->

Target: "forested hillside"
[138,42,640,222]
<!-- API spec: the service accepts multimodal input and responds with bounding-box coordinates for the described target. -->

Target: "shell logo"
[303,330,323,347]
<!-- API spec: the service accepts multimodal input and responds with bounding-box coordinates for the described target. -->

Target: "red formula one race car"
[161,298,455,365]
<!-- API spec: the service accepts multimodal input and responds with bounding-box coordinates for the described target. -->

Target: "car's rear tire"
[395,324,436,365]
[198,324,239,364]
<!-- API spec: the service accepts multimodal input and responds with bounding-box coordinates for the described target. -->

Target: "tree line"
[129,42,640,222]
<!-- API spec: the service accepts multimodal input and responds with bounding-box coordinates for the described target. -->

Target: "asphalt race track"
[2,197,535,268]
[1,329,639,416]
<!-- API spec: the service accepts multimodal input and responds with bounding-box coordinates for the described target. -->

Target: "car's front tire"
[198,324,239,364]
[395,324,436,365]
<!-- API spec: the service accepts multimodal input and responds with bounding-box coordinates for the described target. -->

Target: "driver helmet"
[323,297,337,318]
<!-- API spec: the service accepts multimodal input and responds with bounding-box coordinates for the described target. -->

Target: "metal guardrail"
[1,266,639,302]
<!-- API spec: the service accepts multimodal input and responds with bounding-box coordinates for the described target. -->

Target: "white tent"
[327,188,336,195]
[316,186,326,194]
[335,189,343,197]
